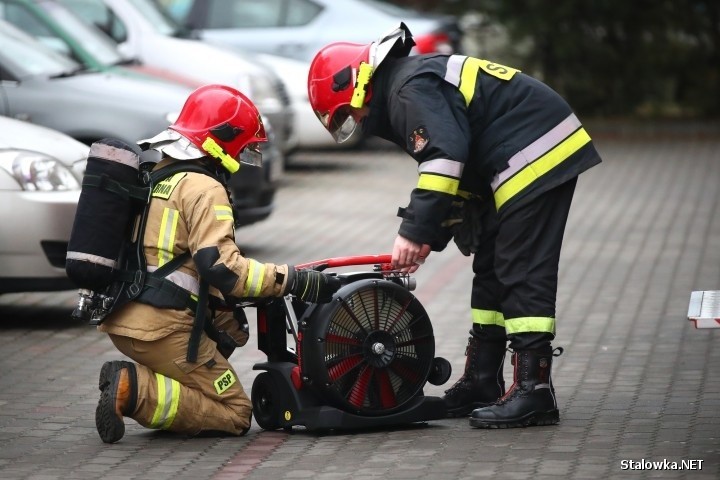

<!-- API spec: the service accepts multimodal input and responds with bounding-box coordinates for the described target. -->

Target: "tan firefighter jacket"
[99,158,290,341]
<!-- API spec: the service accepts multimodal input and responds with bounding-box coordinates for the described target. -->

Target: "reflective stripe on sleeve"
[472,309,505,328]
[504,316,556,336]
[213,205,234,222]
[418,158,464,178]
[417,173,460,195]
[157,207,179,267]
[150,373,180,430]
[243,259,266,297]
[491,115,591,210]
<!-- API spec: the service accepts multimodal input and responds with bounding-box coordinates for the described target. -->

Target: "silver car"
[0,20,191,145]
[0,116,88,293]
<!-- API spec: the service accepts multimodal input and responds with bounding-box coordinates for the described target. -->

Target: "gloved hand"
[287,268,342,303]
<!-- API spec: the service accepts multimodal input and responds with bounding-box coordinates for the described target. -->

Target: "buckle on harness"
[127,270,145,297]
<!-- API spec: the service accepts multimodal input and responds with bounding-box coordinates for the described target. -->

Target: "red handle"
[295,254,393,270]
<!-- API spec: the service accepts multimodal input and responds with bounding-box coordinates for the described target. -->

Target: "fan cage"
[304,280,435,415]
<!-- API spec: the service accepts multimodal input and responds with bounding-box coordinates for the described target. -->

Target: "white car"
[0,116,88,293]
[57,0,298,154]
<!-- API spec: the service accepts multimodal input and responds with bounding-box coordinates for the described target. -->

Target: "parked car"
[159,0,462,62]
[56,0,298,155]
[0,19,190,146]
[0,0,202,87]
[0,116,87,293]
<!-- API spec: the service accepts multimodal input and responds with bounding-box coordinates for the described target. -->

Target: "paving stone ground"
[1,129,718,479]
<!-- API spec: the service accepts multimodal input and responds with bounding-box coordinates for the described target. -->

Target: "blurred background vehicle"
[0,19,190,145]
[56,0,298,156]
[0,116,87,293]
[159,0,462,62]
[0,0,202,86]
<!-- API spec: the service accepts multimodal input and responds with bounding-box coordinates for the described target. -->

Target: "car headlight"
[247,74,283,113]
[0,150,80,191]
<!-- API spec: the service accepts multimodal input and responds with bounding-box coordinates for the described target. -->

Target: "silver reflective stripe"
[418,158,464,178]
[65,251,117,269]
[88,143,139,170]
[491,113,582,191]
[444,54,466,87]
[244,259,266,297]
[147,266,200,295]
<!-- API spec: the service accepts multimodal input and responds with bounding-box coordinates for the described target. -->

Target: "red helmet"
[170,84,267,173]
[308,23,414,143]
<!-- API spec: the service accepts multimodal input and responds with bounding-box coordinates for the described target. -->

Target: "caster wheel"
[427,357,452,386]
[251,372,282,431]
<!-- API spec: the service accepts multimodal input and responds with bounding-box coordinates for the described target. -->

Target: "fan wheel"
[301,279,435,416]
[251,372,282,430]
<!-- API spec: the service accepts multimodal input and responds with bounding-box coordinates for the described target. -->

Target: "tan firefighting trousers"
[108,328,252,435]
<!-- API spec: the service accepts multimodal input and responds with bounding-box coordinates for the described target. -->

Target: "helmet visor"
[314,105,362,144]
[327,105,361,143]
[238,142,263,167]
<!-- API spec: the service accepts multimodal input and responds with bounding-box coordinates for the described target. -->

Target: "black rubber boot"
[469,346,562,428]
[442,336,506,417]
[96,364,137,443]
[98,360,134,391]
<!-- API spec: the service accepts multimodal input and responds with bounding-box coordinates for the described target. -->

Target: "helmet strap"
[350,62,373,108]
[201,137,241,174]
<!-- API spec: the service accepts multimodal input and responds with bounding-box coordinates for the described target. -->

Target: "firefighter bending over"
[307,24,602,428]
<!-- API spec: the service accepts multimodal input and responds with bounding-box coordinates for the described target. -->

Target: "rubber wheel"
[427,357,452,386]
[251,372,282,431]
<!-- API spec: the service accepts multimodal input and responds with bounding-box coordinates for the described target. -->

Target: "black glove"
[286,268,342,303]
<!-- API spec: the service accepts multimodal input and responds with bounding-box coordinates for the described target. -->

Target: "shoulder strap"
[149,161,220,185]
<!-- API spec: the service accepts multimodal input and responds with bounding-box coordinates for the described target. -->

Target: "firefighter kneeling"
[91,85,341,443]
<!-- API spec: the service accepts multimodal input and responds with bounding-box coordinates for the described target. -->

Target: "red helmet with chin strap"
[308,23,415,144]
[170,84,267,173]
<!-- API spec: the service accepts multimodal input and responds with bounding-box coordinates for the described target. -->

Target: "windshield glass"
[0,22,79,77]
[127,0,179,36]
[41,2,124,65]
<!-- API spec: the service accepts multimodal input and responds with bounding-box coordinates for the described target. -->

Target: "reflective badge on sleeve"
[214,369,236,395]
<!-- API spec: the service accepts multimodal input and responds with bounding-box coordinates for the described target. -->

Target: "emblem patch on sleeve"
[409,127,429,154]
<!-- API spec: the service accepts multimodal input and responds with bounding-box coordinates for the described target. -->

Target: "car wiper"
[49,66,88,79]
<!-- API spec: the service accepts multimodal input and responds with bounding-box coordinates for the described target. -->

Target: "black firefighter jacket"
[362,53,602,250]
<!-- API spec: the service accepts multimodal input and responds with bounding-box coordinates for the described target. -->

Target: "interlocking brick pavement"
[0,131,718,479]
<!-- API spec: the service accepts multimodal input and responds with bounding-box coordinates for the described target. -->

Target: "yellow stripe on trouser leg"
[150,373,180,429]
[472,309,505,328]
[504,317,556,336]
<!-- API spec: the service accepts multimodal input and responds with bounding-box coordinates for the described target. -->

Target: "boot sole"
[98,361,133,391]
[469,409,559,429]
[95,370,126,444]
[446,401,495,418]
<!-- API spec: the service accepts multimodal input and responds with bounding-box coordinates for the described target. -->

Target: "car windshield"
[0,21,80,77]
[365,0,423,18]
[127,0,185,37]
[40,2,124,66]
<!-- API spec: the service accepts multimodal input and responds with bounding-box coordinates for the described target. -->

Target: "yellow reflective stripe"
[157,207,179,267]
[243,260,266,297]
[213,205,234,221]
[505,316,556,335]
[472,309,505,327]
[417,173,459,195]
[494,128,591,210]
[458,57,481,107]
[150,373,180,429]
